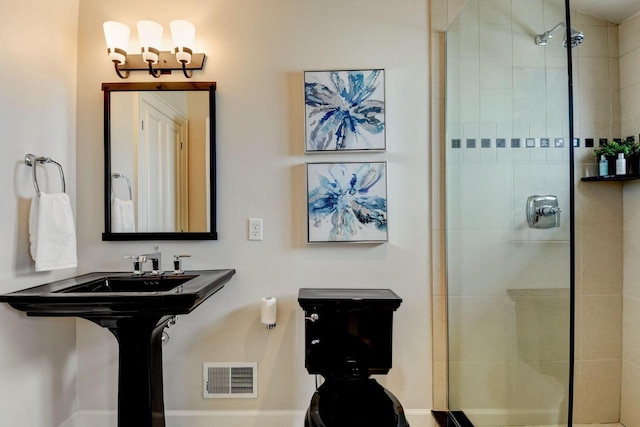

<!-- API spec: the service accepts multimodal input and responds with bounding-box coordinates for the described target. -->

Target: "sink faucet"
[144,246,162,275]
[124,246,162,275]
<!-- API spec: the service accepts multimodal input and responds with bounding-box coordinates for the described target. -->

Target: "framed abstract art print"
[304,69,386,153]
[307,161,388,243]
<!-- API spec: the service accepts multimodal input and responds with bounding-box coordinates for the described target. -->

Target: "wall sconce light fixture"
[103,20,205,79]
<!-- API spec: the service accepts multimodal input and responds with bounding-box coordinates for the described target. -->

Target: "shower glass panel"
[445,0,572,425]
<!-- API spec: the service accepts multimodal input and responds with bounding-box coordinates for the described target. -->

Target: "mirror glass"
[102,82,217,241]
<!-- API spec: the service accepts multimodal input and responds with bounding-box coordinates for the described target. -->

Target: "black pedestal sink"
[0,269,236,427]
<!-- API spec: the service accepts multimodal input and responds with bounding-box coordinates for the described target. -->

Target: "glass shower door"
[444,0,572,425]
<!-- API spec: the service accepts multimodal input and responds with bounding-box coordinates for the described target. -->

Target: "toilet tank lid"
[298,288,402,310]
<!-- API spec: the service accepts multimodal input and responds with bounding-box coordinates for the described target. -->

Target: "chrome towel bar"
[111,172,132,201]
[25,154,66,197]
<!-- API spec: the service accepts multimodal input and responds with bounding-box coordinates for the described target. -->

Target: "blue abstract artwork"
[304,69,385,152]
[307,162,388,243]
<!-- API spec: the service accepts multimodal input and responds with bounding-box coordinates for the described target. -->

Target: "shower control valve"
[527,194,561,229]
[536,206,561,217]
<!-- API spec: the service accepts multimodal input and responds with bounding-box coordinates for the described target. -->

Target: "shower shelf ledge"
[581,174,640,182]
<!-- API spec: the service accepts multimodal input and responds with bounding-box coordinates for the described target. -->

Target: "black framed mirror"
[102,82,217,241]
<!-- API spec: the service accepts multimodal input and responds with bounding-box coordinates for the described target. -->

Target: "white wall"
[74,0,432,424]
[0,0,80,425]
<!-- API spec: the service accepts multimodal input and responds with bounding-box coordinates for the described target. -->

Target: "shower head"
[535,22,584,48]
[564,28,585,48]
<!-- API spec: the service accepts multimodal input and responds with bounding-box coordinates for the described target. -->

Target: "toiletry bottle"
[616,152,626,175]
[599,155,608,176]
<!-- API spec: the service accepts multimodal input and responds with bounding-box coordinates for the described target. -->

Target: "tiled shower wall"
[573,11,624,426]
[619,12,640,427]
[444,0,625,424]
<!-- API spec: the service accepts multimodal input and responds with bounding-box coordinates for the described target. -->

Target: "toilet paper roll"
[261,296,277,329]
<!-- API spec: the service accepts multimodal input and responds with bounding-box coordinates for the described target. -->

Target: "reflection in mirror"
[102,82,217,241]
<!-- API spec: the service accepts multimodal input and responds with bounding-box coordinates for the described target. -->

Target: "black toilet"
[298,288,409,427]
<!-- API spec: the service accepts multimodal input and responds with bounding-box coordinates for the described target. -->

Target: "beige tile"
[619,48,640,89]
[543,0,565,30]
[575,176,623,232]
[620,85,640,136]
[579,25,611,59]
[619,15,640,57]
[579,359,622,423]
[432,295,448,363]
[432,361,448,410]
[478,0,511,24]
[610,88,621,125]
[622,296,640,366]
[608,25,619,59]
[579,57,610,90]
[610,56,621,92]
[448,296,515,362]
[573,360,584,423]
[574,230,583,296]
[512,361,570,410]
[446,230,512,296]
[446,23,480,57]
[511,294,570,362]
[623,232,640,299]
[623,184,640,232]
[581,229,623,296]
[511,0,544,25]
[432,231,446,297]
[621,361,640,426]
[452,0,478,25]
[479,23,512,57]
[574,294,582,361]
[580,88,613,124]
[449,361,513,410]
[581,295,622,360]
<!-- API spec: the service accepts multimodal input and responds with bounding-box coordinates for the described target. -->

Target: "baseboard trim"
[62,409,432,427]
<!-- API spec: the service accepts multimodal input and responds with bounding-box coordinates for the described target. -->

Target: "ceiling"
[571,0,640,24]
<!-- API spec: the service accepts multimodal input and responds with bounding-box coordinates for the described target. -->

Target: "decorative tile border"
[450,137,565,149]
[450,136,639,150]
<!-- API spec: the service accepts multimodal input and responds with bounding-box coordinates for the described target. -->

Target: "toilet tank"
[298,288,402,377]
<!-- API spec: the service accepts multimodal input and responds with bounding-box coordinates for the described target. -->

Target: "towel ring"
[111,172,132,201]
[25,154,66,197]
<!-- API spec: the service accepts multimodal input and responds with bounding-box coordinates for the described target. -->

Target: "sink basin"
[0,269,236,427]
[0,269,235,316]
[55,274,198,293]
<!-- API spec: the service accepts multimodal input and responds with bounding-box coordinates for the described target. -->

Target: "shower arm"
[536,22,566,45]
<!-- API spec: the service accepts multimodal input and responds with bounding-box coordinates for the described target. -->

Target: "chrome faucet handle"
[150,259,162,275]
[124,255,147,275]
[173,254,191,274]
[147,246,162,275]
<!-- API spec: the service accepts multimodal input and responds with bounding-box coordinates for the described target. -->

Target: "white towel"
[29,192,78,272]
[111,198,135,232]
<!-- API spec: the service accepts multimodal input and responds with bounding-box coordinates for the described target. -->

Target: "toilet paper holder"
[261,296,277,329]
